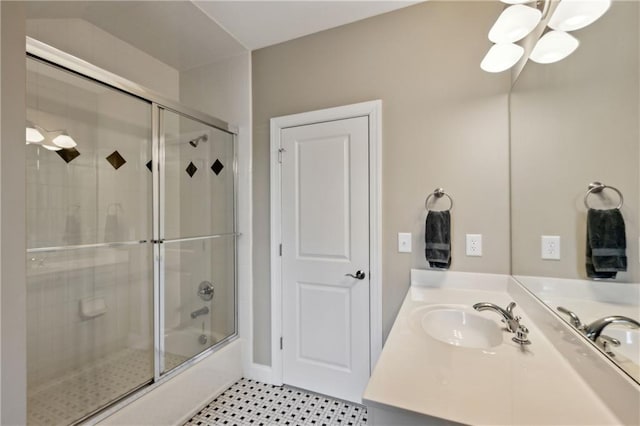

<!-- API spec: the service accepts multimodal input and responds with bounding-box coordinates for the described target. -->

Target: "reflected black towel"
[586,208,627,279]
[425,210,451,269]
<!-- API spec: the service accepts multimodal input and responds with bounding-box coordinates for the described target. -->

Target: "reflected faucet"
[557,306,584,329]
[583,316,640,342]
[473,301,520,333]
[556,307,637,354]
[190,306,209,319]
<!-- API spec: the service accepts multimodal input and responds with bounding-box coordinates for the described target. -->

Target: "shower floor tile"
[28,348,187,426]
[185,378,368,426]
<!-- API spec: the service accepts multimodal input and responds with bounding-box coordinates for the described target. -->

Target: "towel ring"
[584,182,624,210]
[425,188,453,212]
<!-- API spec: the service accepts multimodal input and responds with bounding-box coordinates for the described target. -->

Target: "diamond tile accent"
[146,160,153,172]
[106,150,126,170]
[186,162,198,178]
[56,147,81,163]
[185,378,368,426]
[211,159,224,176]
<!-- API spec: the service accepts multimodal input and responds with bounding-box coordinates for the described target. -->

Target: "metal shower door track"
[26,37,238,136]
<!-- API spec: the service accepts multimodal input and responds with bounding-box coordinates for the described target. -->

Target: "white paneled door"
[280,116,370,403]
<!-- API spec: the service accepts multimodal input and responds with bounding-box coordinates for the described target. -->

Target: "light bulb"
[489,5,542,44]
[42,142,62,151]
[26,121,45,144]
[52,132,77,149]
[481,43,525,73]
[548,0,611,32]
[530,31,580,64]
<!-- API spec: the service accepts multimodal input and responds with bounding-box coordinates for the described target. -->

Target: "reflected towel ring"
[584,181,623,210]
[425,188,453,212]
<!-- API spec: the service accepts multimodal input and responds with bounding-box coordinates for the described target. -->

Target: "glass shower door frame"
[154,105,239,379]
[26,36,239,421]
[152,103,164,379]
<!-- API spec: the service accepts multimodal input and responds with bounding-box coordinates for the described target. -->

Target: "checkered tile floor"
[185,378,368,426]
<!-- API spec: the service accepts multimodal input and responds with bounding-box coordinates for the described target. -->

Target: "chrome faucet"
[557,307,636,354]
[583,316,640,342]
[473,301,520,333]
[557,306,584,329]
[190,306,210,319]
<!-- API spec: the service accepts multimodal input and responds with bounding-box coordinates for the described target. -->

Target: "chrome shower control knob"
[198,281,215,301]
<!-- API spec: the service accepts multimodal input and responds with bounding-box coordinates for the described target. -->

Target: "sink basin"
[416,308,503,349]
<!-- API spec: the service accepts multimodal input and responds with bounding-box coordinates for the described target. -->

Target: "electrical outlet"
[541,236,561,260]
[398,232,412,253]
[466,234,482,256]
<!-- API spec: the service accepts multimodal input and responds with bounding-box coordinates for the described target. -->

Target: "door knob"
[345,270,366,280]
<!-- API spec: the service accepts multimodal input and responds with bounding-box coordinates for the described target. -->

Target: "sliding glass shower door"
[25,52,237,425]
[159,109,236,373]
[26,57,155,425]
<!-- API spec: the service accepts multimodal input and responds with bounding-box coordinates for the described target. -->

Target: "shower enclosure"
[25,39,237,425]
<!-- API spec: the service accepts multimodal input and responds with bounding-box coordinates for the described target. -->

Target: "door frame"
[269,100,382,386]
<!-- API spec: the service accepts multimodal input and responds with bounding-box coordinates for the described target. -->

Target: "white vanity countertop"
[363,271,622,425]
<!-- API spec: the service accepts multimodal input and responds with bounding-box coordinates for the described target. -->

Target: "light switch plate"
[541,235,561,260]
[398,232,412,253]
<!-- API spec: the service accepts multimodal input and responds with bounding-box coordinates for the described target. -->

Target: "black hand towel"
[425,210,451,269]
[586,208,627,279]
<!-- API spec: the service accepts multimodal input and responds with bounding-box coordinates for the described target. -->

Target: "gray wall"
[511,1,639,281]
[252,1,511,365]
[1,2,27,423]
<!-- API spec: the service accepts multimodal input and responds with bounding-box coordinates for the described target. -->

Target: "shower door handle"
[345,270,366,280]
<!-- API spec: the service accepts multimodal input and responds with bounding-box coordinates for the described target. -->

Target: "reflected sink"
[416,308,503,349]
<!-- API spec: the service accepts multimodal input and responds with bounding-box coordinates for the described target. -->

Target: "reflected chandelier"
[481,0,611,73]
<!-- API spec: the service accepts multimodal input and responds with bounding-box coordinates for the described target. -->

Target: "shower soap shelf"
[80,296,108,319]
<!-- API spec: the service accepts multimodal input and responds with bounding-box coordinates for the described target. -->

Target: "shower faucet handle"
[198,281,215,301]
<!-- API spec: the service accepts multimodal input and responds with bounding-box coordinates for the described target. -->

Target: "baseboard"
[244,362,275,385]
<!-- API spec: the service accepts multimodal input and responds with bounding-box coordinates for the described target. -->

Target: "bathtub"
[98,337,241,426]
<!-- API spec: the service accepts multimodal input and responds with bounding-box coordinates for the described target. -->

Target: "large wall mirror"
[510,0,639,383]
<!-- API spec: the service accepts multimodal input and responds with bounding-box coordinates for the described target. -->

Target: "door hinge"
[280,337,283,350]
[278,148,286,163]
[279,244,282,256]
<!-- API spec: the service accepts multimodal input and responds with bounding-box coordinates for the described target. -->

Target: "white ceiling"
[26,1,421,71]
[194,1,420,51]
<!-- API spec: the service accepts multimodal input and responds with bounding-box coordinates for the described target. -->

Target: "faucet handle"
[506,302,516,316]
[596,334,621,354]
[596,335,621,357]
[512,324,531,346]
